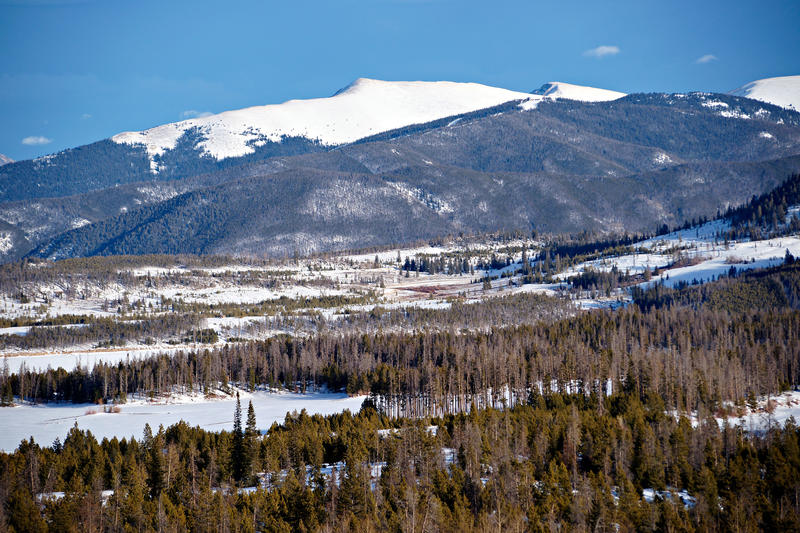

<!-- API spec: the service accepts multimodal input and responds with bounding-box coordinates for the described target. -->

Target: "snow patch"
[653,152,672,165]
[718,109,750,120]
[70,218,91,229]
[388,182,453,214]
[0,233,12,254]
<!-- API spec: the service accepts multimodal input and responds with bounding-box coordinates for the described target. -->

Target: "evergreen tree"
[231,393,245,483]
[245,400,258,483]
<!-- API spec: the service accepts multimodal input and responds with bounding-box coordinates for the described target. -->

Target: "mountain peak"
[531,81,626,102]
[112,79,535,167]
[729,75,800,111]
[0,154,13,166]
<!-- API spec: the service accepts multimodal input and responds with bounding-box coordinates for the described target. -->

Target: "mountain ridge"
[729,75,800,111]
[2,77,800,262]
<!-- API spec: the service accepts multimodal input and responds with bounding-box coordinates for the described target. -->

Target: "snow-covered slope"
[729,75,800,111]
[0,154,13,166]
[531,81,626,102]
[112,78,538,163]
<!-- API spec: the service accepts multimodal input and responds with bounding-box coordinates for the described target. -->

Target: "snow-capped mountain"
[531,81,626,102]
[0,154,13,166]
[112,79,538,166]
[729,75,800,111]
[111,78,633,172]
[5,75,800,263]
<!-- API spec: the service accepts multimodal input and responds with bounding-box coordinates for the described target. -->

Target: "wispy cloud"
[695,54,718,64]
[21,135,52,146]
[181,110,214,119]
[81,113,92,119]
[583,45,620,58]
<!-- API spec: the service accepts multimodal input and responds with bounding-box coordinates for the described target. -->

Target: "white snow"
[641,236,800,289]
[719,390,800,431]
[642,488,696,509]
[759,131,775,139]
[2,347,181,373]
[533,81,626,102]
[718,109,751,120]
[70,218,91,229]
[653,152,672,165]
[675,390,800,432]
[558,215,800,290]
[158,284,346,305]
[0,233,12,254]
[112,78,536,167]
[729,75,800,111]
[0,390,367,452]
[387,182,453,214]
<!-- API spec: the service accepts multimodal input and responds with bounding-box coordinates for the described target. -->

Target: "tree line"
[1,389,799,531]
[4,264,799,414]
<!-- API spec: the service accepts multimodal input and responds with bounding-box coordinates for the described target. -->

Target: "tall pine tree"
[230,393,245,483]
[244,400,258,483]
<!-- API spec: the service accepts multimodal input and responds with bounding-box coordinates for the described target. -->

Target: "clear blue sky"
[1,0,798,161]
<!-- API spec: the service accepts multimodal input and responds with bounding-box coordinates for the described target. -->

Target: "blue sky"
[1,0,798,161]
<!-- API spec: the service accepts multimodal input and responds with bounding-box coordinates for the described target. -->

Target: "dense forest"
[2,215,800,530]
[1,391,799,532]
[721,172,800,240]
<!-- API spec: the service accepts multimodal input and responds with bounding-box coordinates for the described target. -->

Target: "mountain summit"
[729,75,800,111]
[531,81,626,102]
[112,79,537,168]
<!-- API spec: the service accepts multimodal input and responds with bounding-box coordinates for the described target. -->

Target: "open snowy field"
[0,390,367,452]
[2,346,186,373]
[556,215,800,290]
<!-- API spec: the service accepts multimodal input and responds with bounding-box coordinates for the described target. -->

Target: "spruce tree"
[231,393,245,482]
[244,400,258,483]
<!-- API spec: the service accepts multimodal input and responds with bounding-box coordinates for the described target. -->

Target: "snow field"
[729,75,800,111]
[0,389,367,452]
[113,79,538,165]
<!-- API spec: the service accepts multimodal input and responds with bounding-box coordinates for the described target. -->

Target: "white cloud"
[583,45,620,58]
[21,136,52,146]
[81,113,92,119]
[695,54,718,64]
[181,110,214,119]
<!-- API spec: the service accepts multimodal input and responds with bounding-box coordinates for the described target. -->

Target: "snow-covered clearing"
[0,390,367,452]
[158,284,347,305]
[2,346,186,373]
[671,390,800,432]
[557,214,800,290]
[717,390,800,432]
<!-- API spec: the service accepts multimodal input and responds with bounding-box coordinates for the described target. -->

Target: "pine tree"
[146,425,165,499]
[244,400,258,483]
[231,393,245,483]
